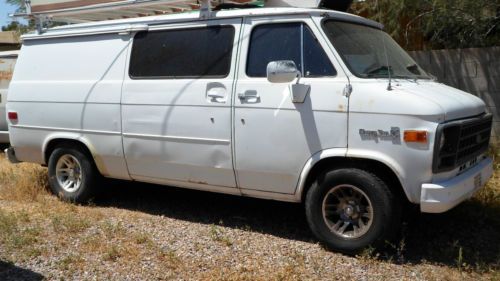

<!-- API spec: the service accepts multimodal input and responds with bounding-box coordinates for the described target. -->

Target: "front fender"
[294,148,347,201]
[294,148,415,203]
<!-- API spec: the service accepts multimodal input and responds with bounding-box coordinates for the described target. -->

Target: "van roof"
[22,7,382,41]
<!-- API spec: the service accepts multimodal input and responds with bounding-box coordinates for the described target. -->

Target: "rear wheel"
[305,168,400,254]
[48,145,100,203]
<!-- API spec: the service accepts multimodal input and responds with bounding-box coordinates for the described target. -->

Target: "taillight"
[8,111,18,122]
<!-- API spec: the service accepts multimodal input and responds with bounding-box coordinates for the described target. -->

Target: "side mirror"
[266,61,299,83]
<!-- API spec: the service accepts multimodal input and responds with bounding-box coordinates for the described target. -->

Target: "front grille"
[433,114,492,173]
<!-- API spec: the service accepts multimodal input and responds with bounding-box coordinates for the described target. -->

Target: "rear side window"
[246,23,336,78]
[130,26,235,79]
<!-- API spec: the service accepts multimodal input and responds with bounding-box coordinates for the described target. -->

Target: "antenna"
[382,34,392,91]
[375,0,392,91]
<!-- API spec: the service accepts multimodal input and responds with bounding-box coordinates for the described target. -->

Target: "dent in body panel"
[121,82,236,187]
[123,134,234,187]
[120,19,241,189]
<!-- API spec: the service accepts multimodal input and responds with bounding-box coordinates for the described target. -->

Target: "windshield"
[322,20,431,79]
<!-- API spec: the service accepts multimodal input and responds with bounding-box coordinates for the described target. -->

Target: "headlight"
[433,125,460,173]
[439,134,446,150]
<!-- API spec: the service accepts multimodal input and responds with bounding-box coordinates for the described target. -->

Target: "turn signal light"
[404,130,428,143]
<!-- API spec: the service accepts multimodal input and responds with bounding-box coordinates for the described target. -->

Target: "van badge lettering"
[359,127,401,144]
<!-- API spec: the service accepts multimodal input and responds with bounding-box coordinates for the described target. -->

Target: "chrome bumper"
[4,147,20,164]
[420,157,493,213]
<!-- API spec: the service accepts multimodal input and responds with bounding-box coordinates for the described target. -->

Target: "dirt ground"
[0,153,498,280]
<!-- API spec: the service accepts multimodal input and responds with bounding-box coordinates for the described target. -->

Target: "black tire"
[305,168,400,254]
[48,144,100,203]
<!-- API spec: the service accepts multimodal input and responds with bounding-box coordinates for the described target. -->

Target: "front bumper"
[420,157,493,213]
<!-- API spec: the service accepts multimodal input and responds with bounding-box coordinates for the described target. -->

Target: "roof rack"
[13,0,352,33]
[18,1,251,23]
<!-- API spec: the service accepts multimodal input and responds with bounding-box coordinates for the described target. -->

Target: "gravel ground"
[0,178,498,281]
[0,156,498,280]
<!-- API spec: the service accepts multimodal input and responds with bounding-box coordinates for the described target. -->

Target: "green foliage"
[351,0,500,50]
[1,20,32,34]
[2,0,34,34]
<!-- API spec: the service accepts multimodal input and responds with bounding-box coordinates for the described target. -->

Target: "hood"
[395,81,486,121]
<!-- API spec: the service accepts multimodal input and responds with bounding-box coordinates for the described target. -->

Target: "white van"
[5,7,493,253]
[0,50,18,143]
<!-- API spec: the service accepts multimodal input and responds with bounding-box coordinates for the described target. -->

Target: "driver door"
[233,16,350,195]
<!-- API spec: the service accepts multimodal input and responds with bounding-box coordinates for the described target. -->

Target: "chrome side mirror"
[266,60,300,83]
[266,60,310,103]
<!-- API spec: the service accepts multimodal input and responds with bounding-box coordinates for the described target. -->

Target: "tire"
[305,168,400,254]
[48,145,100,203]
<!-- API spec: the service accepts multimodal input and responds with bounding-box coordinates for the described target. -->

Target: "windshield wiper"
[392,75,416,79]
[406,63,421,74]
[362,65,394,78]
[364,65,390,76]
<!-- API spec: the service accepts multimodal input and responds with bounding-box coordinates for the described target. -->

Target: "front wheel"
[305,168,400,254]
[48,145,100,203]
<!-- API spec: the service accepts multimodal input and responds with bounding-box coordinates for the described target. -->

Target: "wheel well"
[301,157,410,205]
[44,139,94,165]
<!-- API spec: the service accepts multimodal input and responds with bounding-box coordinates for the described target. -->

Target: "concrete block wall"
[409,47,500,144]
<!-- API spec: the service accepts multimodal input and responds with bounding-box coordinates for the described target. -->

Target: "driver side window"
[246,22,337,78]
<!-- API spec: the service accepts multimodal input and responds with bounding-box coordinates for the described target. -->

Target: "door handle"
[207,91,225,99]
[206,87,227,103]
[238,90,260,103]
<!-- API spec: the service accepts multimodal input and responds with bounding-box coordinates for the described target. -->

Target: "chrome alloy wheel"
[55,154,83,193]
[322,184,374,239]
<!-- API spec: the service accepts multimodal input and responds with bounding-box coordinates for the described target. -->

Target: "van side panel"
[7,34,131,179]
[121,20,241,188]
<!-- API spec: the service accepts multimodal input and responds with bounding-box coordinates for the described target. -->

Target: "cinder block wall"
[408,47,500,144]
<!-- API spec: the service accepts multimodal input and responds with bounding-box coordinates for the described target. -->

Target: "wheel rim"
[55,154,83,193]
[322,184,373,239]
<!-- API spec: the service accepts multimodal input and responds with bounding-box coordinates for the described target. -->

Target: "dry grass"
[0,148,498,280]
[0,157,49,202]
[474,147,500,210]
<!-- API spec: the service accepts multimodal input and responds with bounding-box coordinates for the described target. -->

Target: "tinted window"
[247,23,336,78]
[130,26,234,78]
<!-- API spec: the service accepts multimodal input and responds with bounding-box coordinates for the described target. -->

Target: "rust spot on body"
[188,179,208,185]
[0,71,13,81]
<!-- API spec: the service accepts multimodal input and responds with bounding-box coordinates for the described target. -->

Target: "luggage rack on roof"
[13,0,351,33]
[22,1,260,23]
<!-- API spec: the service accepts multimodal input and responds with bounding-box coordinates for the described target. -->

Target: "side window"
[130,26,235,78]
[246,22,336,78]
